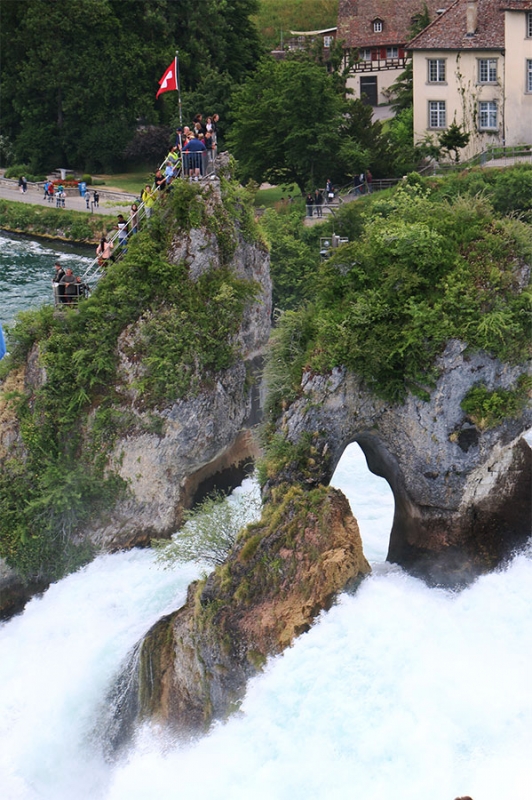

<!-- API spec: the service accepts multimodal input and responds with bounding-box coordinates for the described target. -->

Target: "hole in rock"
[189,458,255,508]
[330,442,394,563]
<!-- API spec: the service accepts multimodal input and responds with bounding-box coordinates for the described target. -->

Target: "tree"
[438,122,471,163]
[228,57,383,192]
[0,0,262,172]
[154,489,262,568]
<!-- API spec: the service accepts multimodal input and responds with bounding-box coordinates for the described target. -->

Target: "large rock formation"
[272,340,531,585]
[0,175,272,616]
[110,485,370,741]
[117,340,530,742]
[86,181,271,550]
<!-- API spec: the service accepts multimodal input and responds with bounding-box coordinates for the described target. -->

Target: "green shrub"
[4,164,29,179]
[154,490,261,568]
[264,183,532,408]
[461,375,532,429]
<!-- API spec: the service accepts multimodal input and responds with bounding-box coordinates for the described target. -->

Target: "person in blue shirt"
[183,133,206,180]
[0,324,6,360]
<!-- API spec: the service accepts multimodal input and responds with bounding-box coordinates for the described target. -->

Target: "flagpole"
[176,50,183,132]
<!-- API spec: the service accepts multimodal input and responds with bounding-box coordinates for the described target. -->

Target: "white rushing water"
[1,446,531,800]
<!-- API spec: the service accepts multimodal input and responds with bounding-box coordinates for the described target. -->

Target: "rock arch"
[276,341,532,586]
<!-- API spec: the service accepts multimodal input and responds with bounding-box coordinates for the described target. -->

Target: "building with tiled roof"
[337,0,443,104]
[409,0,532,158]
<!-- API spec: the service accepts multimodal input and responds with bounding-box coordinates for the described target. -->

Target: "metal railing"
[51,283,91,306]
[70,149,217,293]
[434,143,532,174]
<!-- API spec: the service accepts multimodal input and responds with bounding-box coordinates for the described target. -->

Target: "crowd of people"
[52,262,90,305]
[157,112,220,188]
[51,110,221,303]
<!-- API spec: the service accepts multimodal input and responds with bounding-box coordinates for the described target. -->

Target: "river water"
[0,236,531,800]
[0,231,92,326]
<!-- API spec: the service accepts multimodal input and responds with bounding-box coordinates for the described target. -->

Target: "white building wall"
[503,10,532,145]
[413,49,506,160]
[346,67,403,105]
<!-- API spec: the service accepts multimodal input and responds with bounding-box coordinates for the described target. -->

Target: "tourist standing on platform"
[142,184,156,217]
[314,188,323,217]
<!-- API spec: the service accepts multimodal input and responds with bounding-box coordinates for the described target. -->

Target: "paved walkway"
[0,182,136,217]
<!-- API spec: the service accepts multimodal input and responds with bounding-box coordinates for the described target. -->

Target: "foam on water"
[0,441,530,800]
[106,551,532,800]
[0,550,200,800]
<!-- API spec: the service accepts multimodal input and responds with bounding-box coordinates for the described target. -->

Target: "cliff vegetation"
[263,173,532,420]
[0,178,263,581]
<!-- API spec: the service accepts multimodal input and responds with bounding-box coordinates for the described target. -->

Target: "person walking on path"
[314,189,323,217]
[305,192,314,217]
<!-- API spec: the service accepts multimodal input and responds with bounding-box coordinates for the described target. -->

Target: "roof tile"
[408,0,507,49]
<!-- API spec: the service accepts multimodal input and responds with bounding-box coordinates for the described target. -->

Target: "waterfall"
[0,448,531,800]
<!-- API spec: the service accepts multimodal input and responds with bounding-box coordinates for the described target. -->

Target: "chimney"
[466,0,478,35]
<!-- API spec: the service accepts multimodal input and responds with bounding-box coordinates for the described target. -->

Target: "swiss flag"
[156,61,177,99]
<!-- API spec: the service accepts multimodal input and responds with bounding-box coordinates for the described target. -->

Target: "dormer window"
[373,19,383,33]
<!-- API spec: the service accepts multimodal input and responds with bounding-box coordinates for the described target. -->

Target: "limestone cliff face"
[84,182,272,550]
[272,340,531,584]
[116,486,370,739]
[0,177,272,615]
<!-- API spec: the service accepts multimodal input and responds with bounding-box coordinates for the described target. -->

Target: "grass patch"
[252,0,338,49]
[255,183,301,208]
[91,170,153,195]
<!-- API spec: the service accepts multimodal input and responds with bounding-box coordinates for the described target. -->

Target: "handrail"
[78,148,217,287]
[434,143,532,173]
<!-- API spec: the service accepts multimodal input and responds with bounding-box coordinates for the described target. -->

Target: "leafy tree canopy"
[228,56,382,192]
[0,0,262,172]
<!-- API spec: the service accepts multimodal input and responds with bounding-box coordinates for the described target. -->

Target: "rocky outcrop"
[83,180,272,550]
[0,177,272,616]
[271,340,531,585]
[113,485,370,740]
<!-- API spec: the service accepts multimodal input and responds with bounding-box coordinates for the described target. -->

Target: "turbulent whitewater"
[0,450,531,800]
